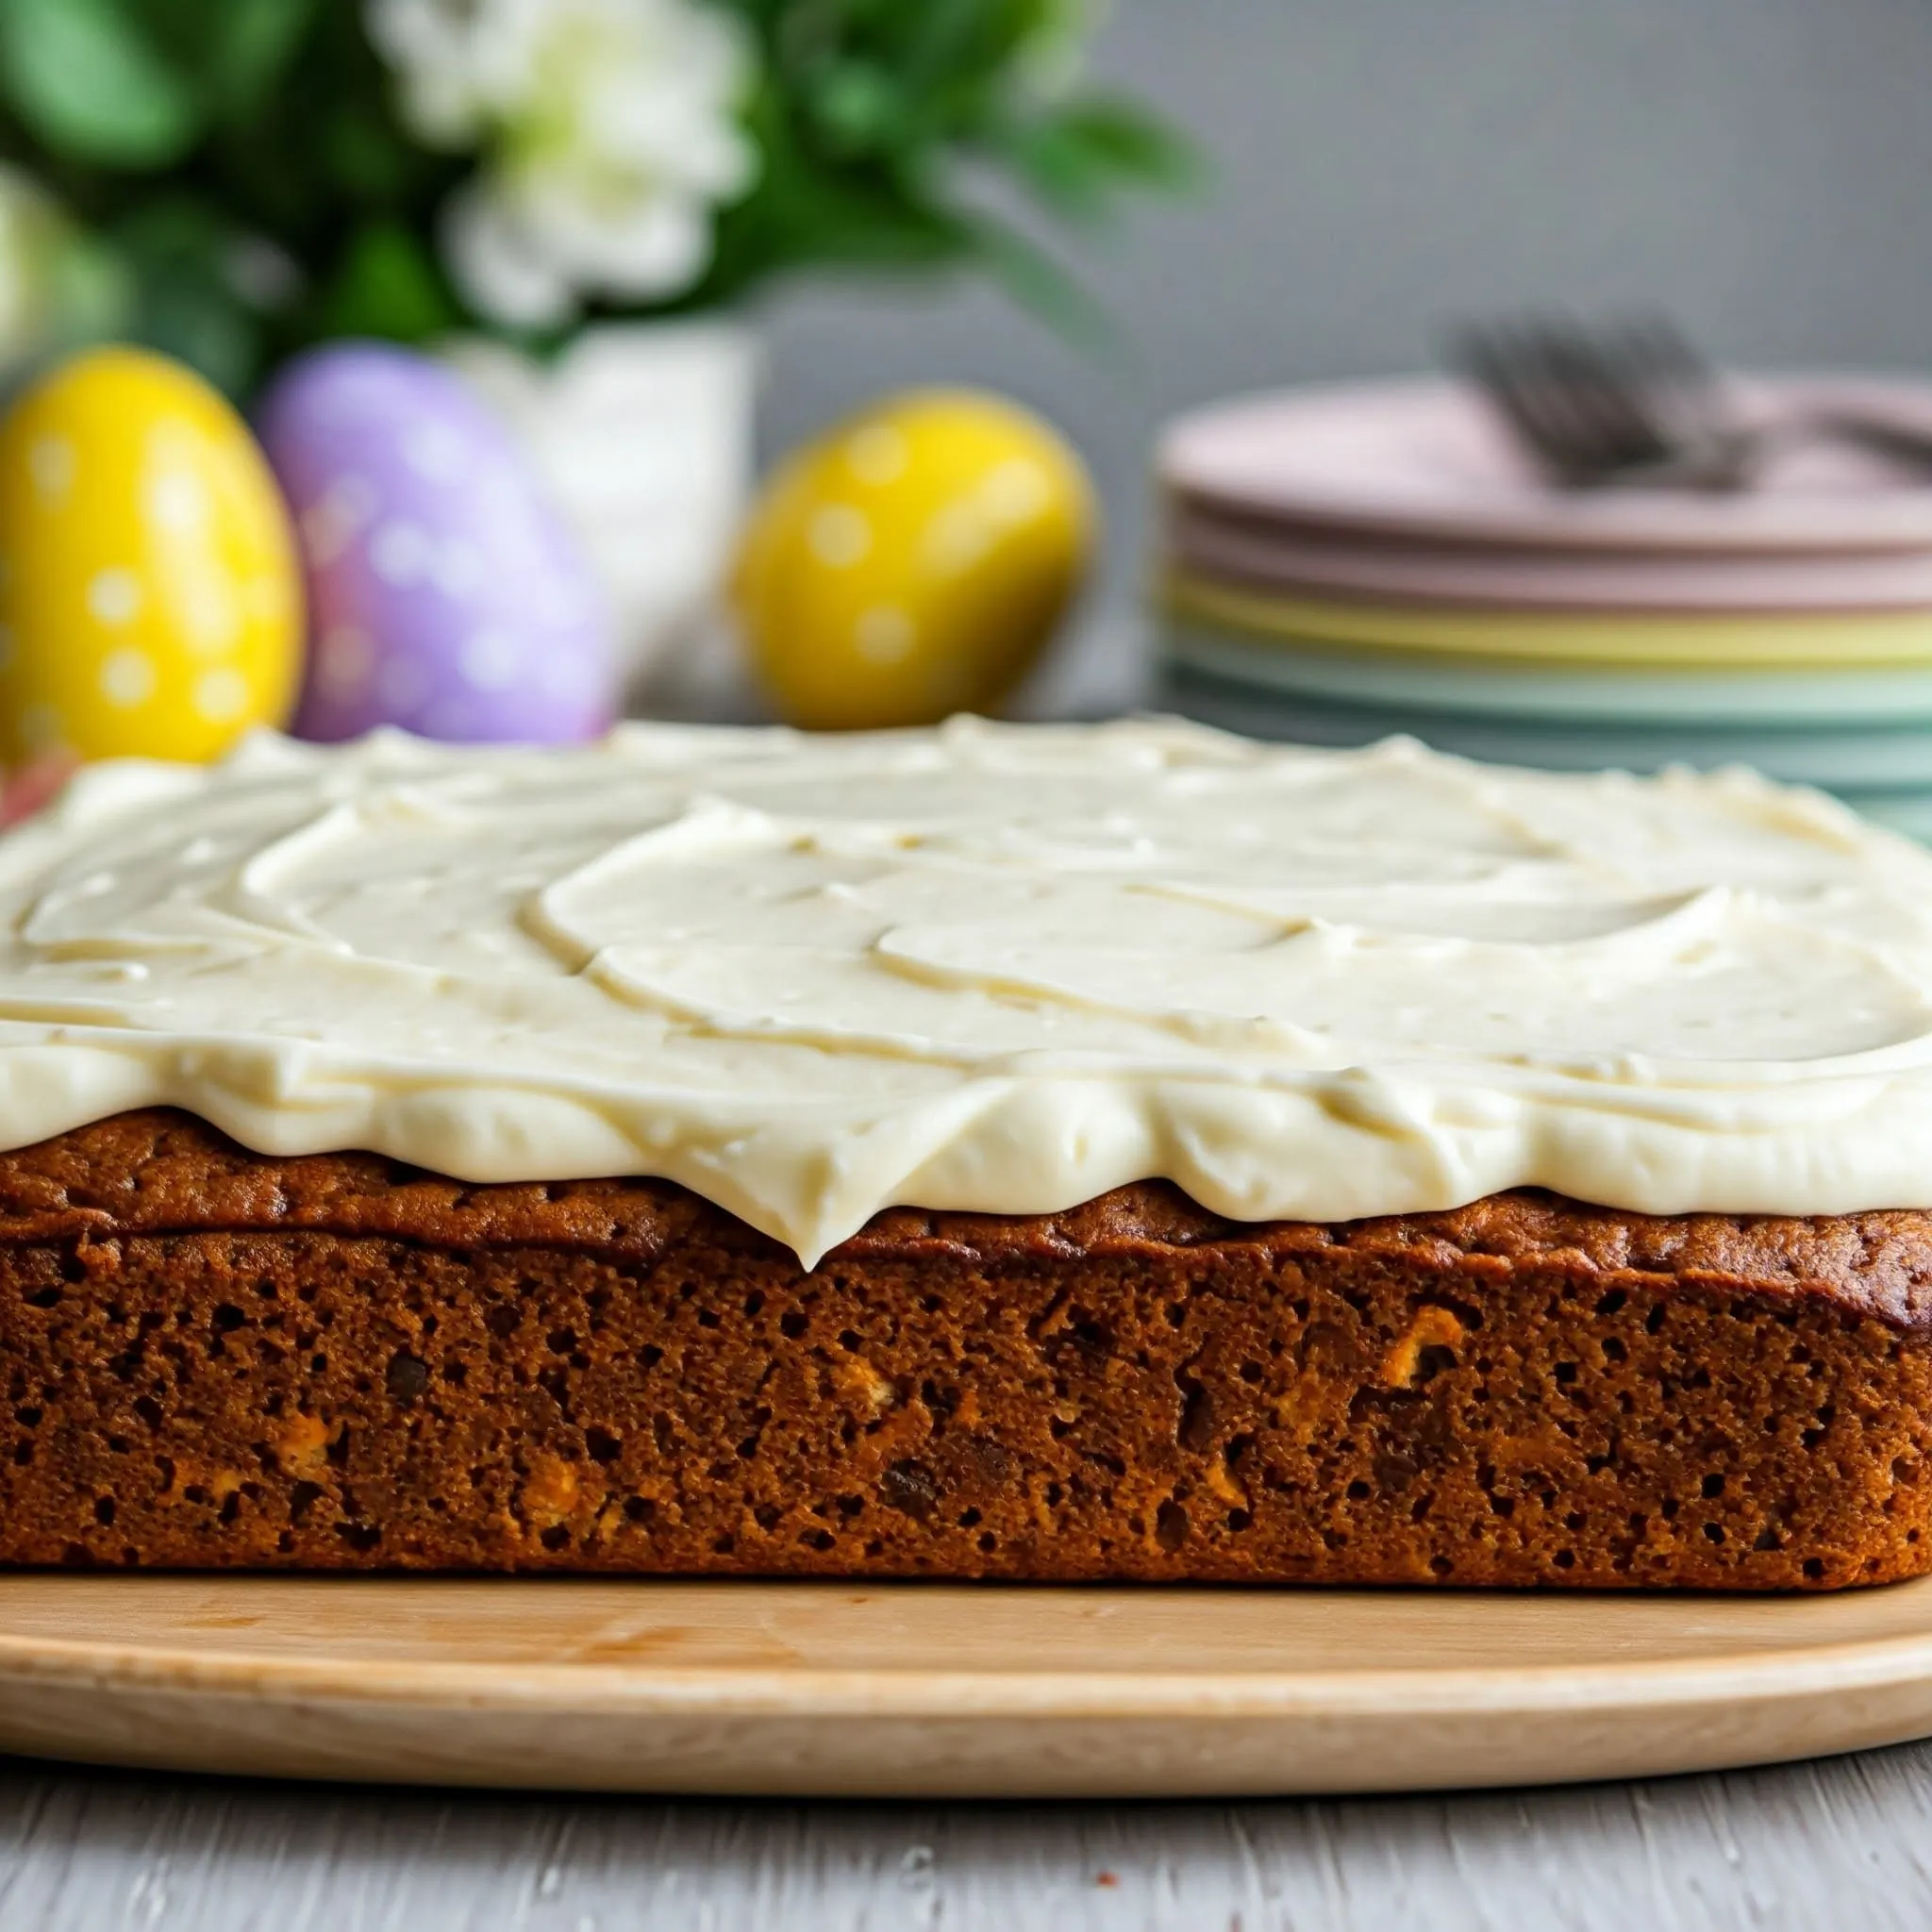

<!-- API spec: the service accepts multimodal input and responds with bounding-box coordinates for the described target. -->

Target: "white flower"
[366,0,757,328]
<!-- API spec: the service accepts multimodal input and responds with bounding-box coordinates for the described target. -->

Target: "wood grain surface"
[0,1742,1927,1929]
[0,1576,1925,1931]
[8,1573,1932,1799]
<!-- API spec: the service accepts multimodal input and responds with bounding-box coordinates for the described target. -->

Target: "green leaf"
[993,98,1202,225]
[998,118,1127,221]
[199,0,320,116]
[324,101,425,205]
[898,0,1016,93]
[808,59,907,157]
[1050,95,1203,189]
[965,212,1114,343]
[111,201,261,393]
[0,0,200,167]
[315,222,460,343]
[45,230,136,346]
[118,0,316,109]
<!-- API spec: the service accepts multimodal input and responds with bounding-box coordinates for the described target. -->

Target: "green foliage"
[0,0,195,169]
[693,0,1197,324]
[0,0,1195,394]
[110,199,260,394]
[315,222,463,345]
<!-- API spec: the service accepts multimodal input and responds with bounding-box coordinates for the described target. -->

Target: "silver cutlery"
[1449,313,1932,489]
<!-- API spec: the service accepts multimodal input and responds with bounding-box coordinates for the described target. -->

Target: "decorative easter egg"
[258,342,612,744]
[734,390,1094,731]
[0,345,302,767]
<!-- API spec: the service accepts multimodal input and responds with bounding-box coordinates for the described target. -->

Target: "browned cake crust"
[1,1109,1930,1590]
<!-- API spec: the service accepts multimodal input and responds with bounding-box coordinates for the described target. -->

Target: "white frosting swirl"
[2,717,1931,1262]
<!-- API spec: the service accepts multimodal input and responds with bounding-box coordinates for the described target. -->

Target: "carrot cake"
[0,718,1928,1587]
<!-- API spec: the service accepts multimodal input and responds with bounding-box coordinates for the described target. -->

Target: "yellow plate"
[1167,572,1932,669]
[3,1573,1932,1797]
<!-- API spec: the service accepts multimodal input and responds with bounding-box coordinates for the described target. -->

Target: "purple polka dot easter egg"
[257,342,613,744]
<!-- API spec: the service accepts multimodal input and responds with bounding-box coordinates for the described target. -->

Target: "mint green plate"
[1160,647,1932,819]
[1163,615,1932,726]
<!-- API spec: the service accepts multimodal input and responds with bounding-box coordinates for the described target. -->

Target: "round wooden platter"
[1,1573,1931,1797]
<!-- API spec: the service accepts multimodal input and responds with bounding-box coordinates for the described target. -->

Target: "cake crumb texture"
[1,1111,1929,1590]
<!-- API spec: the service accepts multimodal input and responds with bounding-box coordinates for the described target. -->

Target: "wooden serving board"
[0,1573,1929,1797]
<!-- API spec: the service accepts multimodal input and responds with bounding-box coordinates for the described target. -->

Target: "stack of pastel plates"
[1154,375,1932,837]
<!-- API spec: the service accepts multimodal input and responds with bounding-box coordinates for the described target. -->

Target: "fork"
[1448,313,1932,490]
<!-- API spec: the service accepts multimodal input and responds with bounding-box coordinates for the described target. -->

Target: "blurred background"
[9,0,1932,823]
[772,0,1932,706]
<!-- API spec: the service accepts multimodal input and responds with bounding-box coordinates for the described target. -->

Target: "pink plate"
[1158,376,1932,556]
[1166,498,1932,613]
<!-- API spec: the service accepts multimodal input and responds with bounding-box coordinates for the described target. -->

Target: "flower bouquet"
[0,0,1191,389]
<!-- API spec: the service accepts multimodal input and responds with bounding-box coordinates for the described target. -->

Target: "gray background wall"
[757,0,1932,706]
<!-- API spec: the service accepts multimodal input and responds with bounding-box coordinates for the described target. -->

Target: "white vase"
[441,319,761,700]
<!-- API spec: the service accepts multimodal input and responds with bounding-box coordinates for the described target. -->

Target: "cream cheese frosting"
[2,715,1932,1262]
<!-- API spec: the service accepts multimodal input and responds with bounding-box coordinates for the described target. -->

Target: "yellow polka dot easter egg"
[735,391,1095,730]
[0,345,301,767]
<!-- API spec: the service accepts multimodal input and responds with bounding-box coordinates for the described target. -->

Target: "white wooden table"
[1,1740,1927,1929]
